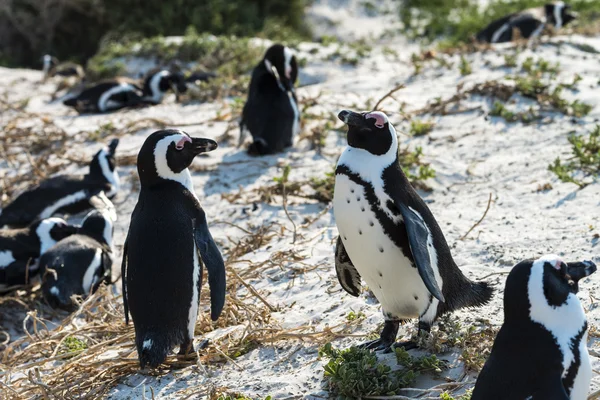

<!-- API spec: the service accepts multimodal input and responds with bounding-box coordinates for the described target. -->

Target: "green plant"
[395,347,446,375]
[60,336,87,356]
[549,125,600,188]
[440,389,473,400]
[489,101,538,123]
[503,53,518,68]
[410,119,435,136]
[346,311,366,321]
[400,146,436,190]
[521,56,560,78]
[459,56,472,76]
[310,169,335,203]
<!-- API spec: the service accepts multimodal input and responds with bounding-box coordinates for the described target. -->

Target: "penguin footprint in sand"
[333,110,493,352]
[122,129,226,369]
[472,255,595,400]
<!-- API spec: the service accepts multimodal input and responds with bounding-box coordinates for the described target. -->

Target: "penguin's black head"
[79,210,114,246]
[137,129,218,187]
[338,109,397,156]
[89,139,119,181]
[263,44,298,92]
[504,255,596,321]
[545,2,577,29]
[163,71,188,95]
[31,217,77,254]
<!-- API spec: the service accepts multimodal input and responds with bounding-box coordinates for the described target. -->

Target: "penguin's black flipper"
[531,375,569,400]
[334,236,361,297]
[396,202,445,303]
[193,215,226,321]
[121,235,129,324]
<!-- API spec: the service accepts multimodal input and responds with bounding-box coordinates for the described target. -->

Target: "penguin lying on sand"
[63,69,186,113]
[0,139,120,228]
[473,254,595,400]
[477,2,577,43]
[333,110,493,351]
[240,44,300,155]
[122,129,226,369]
[42,54,85,81]
[185,71,218,86]
[0,218,77,288]
[40,210,114,309]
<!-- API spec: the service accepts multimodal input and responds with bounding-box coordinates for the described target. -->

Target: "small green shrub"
[549,125,600,188]
[459,56,472,75]
[440,389,473,400]
[410,119,435,136]
[400,146,437,189]
[346,311,366,321]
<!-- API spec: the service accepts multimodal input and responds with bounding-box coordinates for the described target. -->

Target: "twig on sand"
[588,388,600,400]
[281,169,298,244]
[374,84,406,111]
[478,271,510,280]
[230,268,277,312]
[460,193,493,240]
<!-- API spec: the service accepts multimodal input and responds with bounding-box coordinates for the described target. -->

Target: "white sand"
[1,2,600,399]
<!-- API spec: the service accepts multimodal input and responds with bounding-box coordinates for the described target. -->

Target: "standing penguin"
[472,255,595,400]
[240,44,300,155]
[333,110,493,351]
[122,129,226,369]
[42,54,85,81]
[0,139,120,228]
[40,210,114,309]
[476,2,577,43]
[140,68,188,105]
[0,218,77,288]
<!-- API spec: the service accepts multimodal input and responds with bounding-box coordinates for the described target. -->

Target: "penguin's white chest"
[333,174,431,319]
[570,330,592,400]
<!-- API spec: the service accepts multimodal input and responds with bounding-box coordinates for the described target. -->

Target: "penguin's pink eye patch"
[175,136,192,150]
[365,111,388,129]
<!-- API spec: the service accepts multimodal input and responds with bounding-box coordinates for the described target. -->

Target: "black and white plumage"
[333,110,493,351]
[40,210,114,309]
[62,69,186,113]
[0,218,77,288]
[185,71,218,86]
[240,44,300,155]
[476,2,577,43]
[42,55,85,80]
[472,255,595,400]
[0,139,120,228]
[122,129,226,369]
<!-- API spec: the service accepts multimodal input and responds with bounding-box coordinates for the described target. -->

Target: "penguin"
[63,78,145,114]
[121,129,226,369]
[472,255,595,400]
[185,70,218,86]
[239,44,300,155]
[0,139,120,228]
[140,68,188,105]
[333,110,493,351]
[0,217,77,288]
[476,2,577,43]
[42,54,85,81]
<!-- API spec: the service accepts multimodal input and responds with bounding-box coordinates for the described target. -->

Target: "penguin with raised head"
[40,210,114,309]
[63,78,145,114]
[240,44,300,155]
[0,218,77,288]
[333,110,493,351]
[122,129,226,369]
[42,54,85,81]
[0,139,120,228]
[477,2,577,43]
[472,255,595,400]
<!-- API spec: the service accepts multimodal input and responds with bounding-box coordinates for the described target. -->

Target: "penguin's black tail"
[63,97,77,107]
[247,138,271,156]
[447,278,494,312]
[136,333,173,369]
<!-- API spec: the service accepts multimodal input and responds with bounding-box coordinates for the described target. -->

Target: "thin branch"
[374,84,406,111]
[460,193,493,240]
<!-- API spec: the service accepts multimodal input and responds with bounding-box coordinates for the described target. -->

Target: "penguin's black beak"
[108,139,119,156]
[189,138,218,154]
[566,260,597,282]
[338,110,366,127]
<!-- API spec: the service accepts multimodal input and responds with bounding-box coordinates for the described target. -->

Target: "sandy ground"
[1,1,600,399]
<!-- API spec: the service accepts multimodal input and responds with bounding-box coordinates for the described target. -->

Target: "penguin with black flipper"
[122,129,226,369]
[40,210,115,309]
[0,139,120,228]
[472,254,595,400]
[476,2,577,43]
[333,110,493,352]
[0,218,77,289]
[62,79,145,114]
[140,68,188,105]
[240,44,300,155]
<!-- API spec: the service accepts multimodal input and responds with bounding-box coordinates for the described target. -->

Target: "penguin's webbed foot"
[358,320,401,352]
[358,337,395,352]
[389,340,418,353]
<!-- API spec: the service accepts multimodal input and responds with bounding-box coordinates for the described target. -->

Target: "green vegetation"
[459,56,472,76]
[400,0,600,48]
[503,53,518,68]
[410,119,435,136]
[400,146,437,190]
[319,343,446,398]
[60,336,87,357]
[440,389,473,400]
[549,125,600,188]
[0,0,308,67]
[346,311,366,321]
[310,169,336,203]
[521,56,560,78]
[489,101,538,123]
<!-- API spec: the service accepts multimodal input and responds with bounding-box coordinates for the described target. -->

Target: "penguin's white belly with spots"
[570,331,592,400]
[334,174,432,319]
